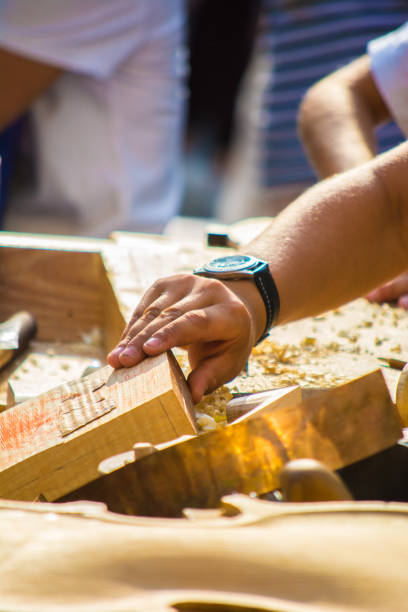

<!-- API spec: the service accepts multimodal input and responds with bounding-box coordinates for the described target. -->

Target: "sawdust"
[180,298,408,429]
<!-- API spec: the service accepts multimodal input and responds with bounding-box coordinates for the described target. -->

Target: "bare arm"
[247,142,408,323]
[298,55,391,178]
[108,142,408,402]
[0,48,61,130]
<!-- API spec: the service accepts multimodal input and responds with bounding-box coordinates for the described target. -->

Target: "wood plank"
[0,351,196,501]
[3,494,408,612]
[0,245,104,343]
[60,369,402,517]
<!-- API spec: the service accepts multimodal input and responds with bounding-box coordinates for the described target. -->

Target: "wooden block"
[226,386,301,423]
[61,369,402,517]
[0,245,103,343]
[60,369,401,516]
[0,351,196,502]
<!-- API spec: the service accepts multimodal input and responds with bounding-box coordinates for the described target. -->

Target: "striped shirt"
[257,0,408,187]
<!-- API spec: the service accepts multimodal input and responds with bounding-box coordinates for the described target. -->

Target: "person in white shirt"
[0,0,186,236]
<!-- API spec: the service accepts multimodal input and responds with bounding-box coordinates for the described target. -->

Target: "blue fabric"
[0,118,22,225]
[258,0,408,187]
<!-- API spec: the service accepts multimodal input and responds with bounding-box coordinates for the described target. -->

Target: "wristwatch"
[193,254,280,343]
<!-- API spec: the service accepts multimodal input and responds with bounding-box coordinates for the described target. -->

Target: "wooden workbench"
[1,227,407,417]
[103,229,408,406]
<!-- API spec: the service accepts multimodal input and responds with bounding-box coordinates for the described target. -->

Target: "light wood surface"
[1,230,407,504]
[2,494,408,611]
[0,233,127,409]
[0,233,125,349]
[60,369,401,517]
[0,243,103,343]
[0,352,196,501]
[102,230,408,410]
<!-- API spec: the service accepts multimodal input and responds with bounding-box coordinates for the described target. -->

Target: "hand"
[365,271,408,310]
[107,274,261,403]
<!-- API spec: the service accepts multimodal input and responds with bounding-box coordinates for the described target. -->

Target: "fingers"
[106,273,255,403]
[107,274,253,369]
[398,294,408,310]
[366,272,408,307]
[142,303,242,355]
[107,274,200,367]
[187,346,249,404]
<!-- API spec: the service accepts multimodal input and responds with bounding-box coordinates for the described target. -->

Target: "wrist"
[193,254,280,344]
[223,279,267,346]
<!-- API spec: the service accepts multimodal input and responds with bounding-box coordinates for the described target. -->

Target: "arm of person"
[298,55,391,178]
[0,48,61,130]
[108,142,408,402]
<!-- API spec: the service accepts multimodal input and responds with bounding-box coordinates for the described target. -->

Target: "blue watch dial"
[204,255,258,273]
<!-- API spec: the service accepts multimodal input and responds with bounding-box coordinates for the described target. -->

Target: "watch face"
[204,255,258,273]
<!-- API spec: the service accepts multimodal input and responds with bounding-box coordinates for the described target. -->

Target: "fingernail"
[120,346,140,360]
[399,295,408,310]
[365,291,377,301]
[108,347,123,359]
[143,337,162,350]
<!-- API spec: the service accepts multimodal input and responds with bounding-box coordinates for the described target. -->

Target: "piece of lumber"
[0,243,103,343]
[60,368,402,517]
[0,351,196,501]
[3,495,408,612]
[0,233,127,353]
[226,385,301,423]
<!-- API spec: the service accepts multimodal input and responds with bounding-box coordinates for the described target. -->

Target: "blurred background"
[0,0,406,238]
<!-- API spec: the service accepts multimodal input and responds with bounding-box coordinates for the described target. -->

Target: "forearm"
[245,142,408,324]
[298,55,389,178]
[107,145,408,402]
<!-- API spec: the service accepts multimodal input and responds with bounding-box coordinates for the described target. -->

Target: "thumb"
[187,351,242,404]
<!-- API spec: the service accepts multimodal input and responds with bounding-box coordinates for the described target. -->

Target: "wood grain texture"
[0,245,103,343]
[0,352,196,501]
[2,494,408,612]
[61,369,402,517]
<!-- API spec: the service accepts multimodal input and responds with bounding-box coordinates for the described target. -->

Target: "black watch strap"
[253,261,280,343]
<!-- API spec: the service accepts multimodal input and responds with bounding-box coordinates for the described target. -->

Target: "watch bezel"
[202,254,259,274]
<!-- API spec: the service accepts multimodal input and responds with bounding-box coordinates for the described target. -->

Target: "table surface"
[1,226,406,415]
[104,230,408,406]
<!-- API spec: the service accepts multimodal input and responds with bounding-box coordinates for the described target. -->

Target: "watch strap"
[253,261,280,344]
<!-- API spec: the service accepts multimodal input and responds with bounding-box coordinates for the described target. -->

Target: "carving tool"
[0,311,37,370]
[378,356,407,371]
